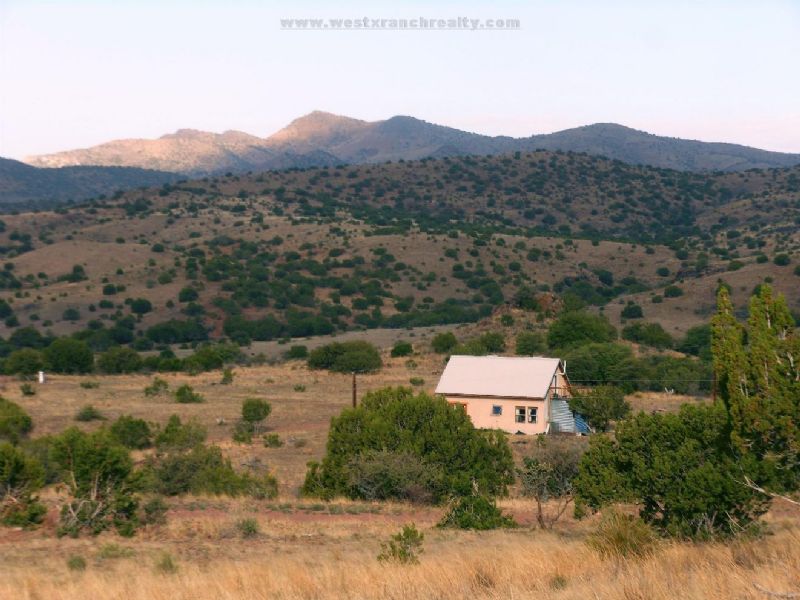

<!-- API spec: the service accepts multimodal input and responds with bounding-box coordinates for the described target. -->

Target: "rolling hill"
[0,149,797,349]
[0,157,180,207]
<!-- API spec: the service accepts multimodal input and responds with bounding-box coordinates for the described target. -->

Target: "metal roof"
[435,355,562,399]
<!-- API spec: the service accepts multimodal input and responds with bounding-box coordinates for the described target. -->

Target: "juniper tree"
[711,285,800,490]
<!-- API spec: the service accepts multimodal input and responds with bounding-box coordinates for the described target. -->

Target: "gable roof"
[435,355,562,399]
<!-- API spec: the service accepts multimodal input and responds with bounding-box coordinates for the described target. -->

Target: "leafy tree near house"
[302,387,514,503]
[519,436,587,528]
[44,338,94,374]
[547,311,617,349]
[568,385,630,432]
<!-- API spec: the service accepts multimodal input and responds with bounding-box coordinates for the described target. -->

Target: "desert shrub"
[302,387,513,503]
[19,383,35,396]
[620,303,643,319]
[110,415,152,450]
[80,381,100,389]
[438,495,516,530]
[568,386,630,432]
[0,397,33,444]
[345,450,438,503]
[0,442,46,527]
[664,285,683,298]
[575,403,769,538]
[307,341,382,373]
[621,322,673,350]
[4,348,45,378]
[547,311,617,349]
[515,331,546,356]
[586,510,659,559]
[377,524,424,564]
[142,444,277,499]
[75,405,105,422]
[141,496,168,526]
[409,377,424,386]
[519,436,587,528]
[174,384,204,404]
[236,517,259,538]
[285,345,308,359]
[178,287,198,302]
[44,338,94,374]
[50,428,138,537]
[431,332,457,353]
[154,415,207,452]
[391,340,413,357]
[235,398,272,443]
[183,343,243,373]
[97,347,143,374]
[263,433,283,448]
[66,555,87,571]
[144,377,169,397]
[220,368,234,385]
[155,552,178,574]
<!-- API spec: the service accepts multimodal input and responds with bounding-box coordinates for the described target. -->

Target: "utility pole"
[352,371,357,408]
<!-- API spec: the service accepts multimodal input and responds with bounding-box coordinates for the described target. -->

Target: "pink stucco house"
[435,355,583,435]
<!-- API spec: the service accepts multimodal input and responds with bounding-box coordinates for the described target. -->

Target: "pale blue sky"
[1,0,798,158]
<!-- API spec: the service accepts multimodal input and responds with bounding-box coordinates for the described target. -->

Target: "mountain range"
[24,111,800,175]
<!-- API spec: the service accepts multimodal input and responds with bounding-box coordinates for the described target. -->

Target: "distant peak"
[267,111,369,143]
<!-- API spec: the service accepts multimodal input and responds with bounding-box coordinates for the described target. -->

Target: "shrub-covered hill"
[0,149,797,347]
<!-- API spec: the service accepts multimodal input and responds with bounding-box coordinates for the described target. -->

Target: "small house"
[435,355,588,435]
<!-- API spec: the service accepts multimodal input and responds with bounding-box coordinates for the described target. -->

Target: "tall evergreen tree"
[711,285,800,490]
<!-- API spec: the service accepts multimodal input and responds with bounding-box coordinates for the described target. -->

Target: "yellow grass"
[2,512,799,600]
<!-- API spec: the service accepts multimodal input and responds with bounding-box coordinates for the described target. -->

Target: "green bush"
[568,386,630,432]
[0,442,45,527]
[50,428,138,537]
[66,555,87,571]
[390,340,413,357]
[302,387,513,503]
[285,345,308,360]
[0,397,33,444]
[676,324,711,360]
[97,347,143,374]
[575,403,769,538]
[142,444,277,499]
[19,383,35,396]
[307,341,382,373]
[110,415,152,449]
[144,377,169,397]
[141,496,168,526]
[44,338,94,374]
[154,415,207,452]
[236,517,259,538]
[438,495,516,530]
[548,311,617,349]
[562,343,637,392]
[263,433,283,448]
[515,331,546,356]
[663,285,683,298]
[586,510,659,559]
[75,405,105,422]
[620,303,643,319]
[174,384,204,404]
[430,332,457,353]
[621,322,673,350]
[4,349,45,378]
[377,524,424,564]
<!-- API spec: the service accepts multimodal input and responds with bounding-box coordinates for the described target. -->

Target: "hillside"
[0,157,180,208]
[0,149,797,349]
[23,111,800,176]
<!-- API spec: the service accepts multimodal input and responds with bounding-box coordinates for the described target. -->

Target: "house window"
[491,405,503,416]
[528,407,538,423]
[515,407,526,423]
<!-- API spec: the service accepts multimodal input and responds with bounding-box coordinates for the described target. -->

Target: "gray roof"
[435,355,562,399]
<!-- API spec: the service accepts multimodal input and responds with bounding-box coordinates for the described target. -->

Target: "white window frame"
[515,406,526,423]
[528,407,538,423]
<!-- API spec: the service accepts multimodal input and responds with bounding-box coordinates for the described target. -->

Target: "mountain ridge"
[24,112,800,176]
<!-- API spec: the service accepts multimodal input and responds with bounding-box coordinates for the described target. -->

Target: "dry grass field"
[2,350,800,599]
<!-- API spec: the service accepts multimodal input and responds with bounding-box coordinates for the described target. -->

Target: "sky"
[1,0,799,158]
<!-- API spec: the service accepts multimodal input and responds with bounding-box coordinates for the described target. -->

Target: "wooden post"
[352,371,357,408]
